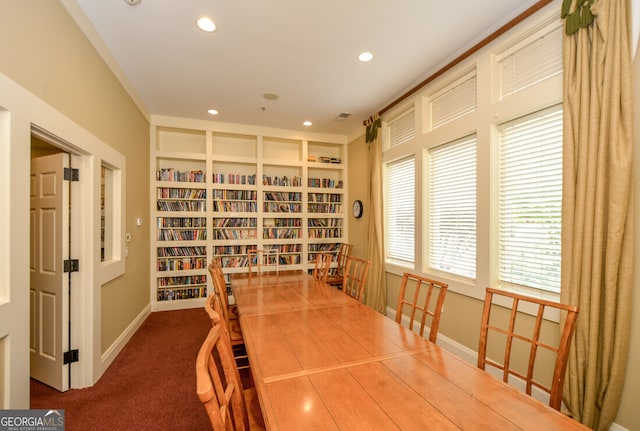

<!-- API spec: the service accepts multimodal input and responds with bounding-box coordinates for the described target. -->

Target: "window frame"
[380,7,563,305]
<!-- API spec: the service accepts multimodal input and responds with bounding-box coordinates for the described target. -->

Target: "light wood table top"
[230,271,589,431]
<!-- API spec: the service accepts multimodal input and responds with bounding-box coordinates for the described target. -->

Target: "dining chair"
[325,243,353,287]
[395,272,448,343]
[477,287,579,411]
[207,258,249,378]
[341,256,370,302]
[196,309,265,430]
[312,252,333,283]
[247,248,278,274]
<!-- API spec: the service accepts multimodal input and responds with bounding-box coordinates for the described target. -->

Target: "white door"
[30,153,70,392]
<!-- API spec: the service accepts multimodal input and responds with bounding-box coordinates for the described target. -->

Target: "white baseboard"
[96,304,151,382]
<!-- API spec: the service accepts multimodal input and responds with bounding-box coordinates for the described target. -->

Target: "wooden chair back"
[341,256,370,302]
[196,319,250,431]
[477,287,579,411]
[395,273,448,343]
[207,257,230,321]
[312,252,333,283]
[207,258,246,365]
[326,243,353,286]
[247,248,278,273]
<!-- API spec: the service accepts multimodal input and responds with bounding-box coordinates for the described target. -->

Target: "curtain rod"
[364,0,554,125]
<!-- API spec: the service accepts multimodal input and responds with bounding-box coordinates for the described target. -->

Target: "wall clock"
[352,199,363,219]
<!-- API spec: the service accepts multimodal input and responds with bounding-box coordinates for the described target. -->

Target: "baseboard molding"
[97,304,151,382]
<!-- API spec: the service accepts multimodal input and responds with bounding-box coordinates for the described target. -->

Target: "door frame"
[1,72,126,407]
[30,130,87,390]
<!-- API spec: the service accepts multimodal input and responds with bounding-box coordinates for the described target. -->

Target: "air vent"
[334,112,351,122]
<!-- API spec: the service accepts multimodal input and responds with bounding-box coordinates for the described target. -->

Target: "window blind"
[385,157,415,266]
[389,110,415,148]
[430,73,476,129]
[498,105,562,293]
[428,136,477,278]
[499,26,562,99]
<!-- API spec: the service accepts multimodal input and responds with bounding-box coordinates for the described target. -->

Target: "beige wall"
[347,134,370,258]
[0,1,150,354]
[346,52,640,431]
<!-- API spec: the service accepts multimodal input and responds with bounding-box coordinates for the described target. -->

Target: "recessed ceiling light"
[303,121,312,127]
[196,17,216,32]
[358,51,374,62]
[207,109,219,115]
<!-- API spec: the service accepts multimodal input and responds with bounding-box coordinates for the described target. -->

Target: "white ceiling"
[64,0,541,137]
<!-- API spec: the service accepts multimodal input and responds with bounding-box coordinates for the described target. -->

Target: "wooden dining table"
[230,270,590,431]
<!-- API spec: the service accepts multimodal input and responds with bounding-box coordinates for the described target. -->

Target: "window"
[498,106,562,293]
[430,71,476,130]
[381,8,562,300]
[428,136,477,278]
[389,110,415,148]
[498,25,562,100]
[385,157,415,266]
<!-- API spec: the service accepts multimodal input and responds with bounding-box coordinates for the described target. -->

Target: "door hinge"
[63,349,79,365]
[64,167,79,181]
[63,259,80,273]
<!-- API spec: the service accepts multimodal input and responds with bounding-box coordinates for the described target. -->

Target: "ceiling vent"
[334,112,351,122]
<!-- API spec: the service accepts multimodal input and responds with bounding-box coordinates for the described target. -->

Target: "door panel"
[30,153,69,392]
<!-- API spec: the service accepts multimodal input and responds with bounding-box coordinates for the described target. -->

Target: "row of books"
[213,218,257,228]
[157,257,208,271]
[157,201,206,211]
[262,175,302,187]
[156,168,205,183]
[157,287,206,301]
[308,243,342,253]
[263,203,302,213]
[157,230,207,241]
[308,193,342,202]
[308,228,343,238]
[308,218,343,227]
[263,228,301,239]
[307,203,343,213]
[214,245,254,255]
[213,229,257,240]
[212,173,257,185]
[157,217,207,228]
[308,178,344,188]
[157,274,207,287]
[212,201,258,212]
[156,187,206,199]
[265,218,302,227]
[263,192,303,202]
[157,246,207,257]
[211,189,257,200]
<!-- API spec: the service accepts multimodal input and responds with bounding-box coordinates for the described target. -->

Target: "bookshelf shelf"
[150,122,347,311]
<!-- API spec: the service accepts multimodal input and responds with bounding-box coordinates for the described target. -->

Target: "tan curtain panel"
[561,0,634,429]
[365,132,387,313]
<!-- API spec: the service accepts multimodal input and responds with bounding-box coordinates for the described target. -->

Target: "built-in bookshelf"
[150,121,347,311]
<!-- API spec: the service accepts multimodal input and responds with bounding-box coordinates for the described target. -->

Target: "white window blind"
[428,136,477,278]
[385,157,415,266]
[499,26,562,99]
[389,110,415,148]
[498,105,562,293]
[430,72,476,129]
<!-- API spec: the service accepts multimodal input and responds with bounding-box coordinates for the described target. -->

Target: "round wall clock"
[352,199,363,219]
